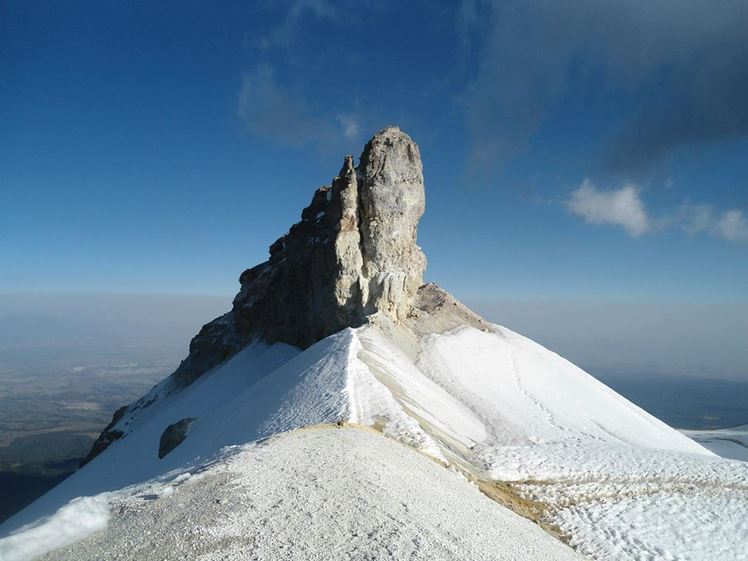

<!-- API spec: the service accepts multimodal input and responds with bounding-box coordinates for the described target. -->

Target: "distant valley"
[0,293,226,523]
[0,346,178,522]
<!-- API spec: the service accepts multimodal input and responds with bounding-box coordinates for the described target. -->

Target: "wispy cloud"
[566,183,748,243]
[460,0,748,173]
[258,0,337,50]
[237,65,362,152]
[238,2,374,152]
[566,180,649,237]
[676,203,748,242]
[238,65,327,147]
[677,203,715,236]
[714,209,748,243]
[336,114,360,141]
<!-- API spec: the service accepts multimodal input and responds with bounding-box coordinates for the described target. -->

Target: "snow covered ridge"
[3,324,747,561]
[7,428,581,561]
[2,127,746,560]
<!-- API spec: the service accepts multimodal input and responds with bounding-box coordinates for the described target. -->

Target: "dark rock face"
[170,312,243,387]
[80,430,123,467]
[158,418,196,459]
[80,406,128,466]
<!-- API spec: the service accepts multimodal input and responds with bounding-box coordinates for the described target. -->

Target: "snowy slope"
[2,324,746,561]
[18,428,581,561]
[1,333,344,532]
[359,325,709,455]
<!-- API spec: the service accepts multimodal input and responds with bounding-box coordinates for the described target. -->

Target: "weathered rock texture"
[80,406,127,466]
[86,127,461,462]
[171,126,427,386]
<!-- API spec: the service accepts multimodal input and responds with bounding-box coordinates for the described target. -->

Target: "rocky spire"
[358,127,427,320]
[85,127,489,463]
[171,126,427,386]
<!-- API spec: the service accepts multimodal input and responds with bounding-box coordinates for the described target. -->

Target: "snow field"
[352,326,747,561]
[2,323,746,561]
[33,428,582,561]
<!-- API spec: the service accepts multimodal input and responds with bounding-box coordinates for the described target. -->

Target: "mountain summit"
[177,126,427,383]
[2,128,745,561]
[84,126,488,464]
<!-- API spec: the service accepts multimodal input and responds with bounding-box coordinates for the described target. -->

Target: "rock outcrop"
[80,406,127,466]
[171,126,427,386]
[86,127,433,462]
[83,126,491,466]
[158,418,196,459]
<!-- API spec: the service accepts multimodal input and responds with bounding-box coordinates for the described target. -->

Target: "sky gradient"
[2,2,747,377]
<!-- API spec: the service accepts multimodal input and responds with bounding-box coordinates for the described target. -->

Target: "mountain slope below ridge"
[27,428,582,561]
[4,323,746,561]
[0,323,707,530]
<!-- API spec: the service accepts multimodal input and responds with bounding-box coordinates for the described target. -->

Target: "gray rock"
[158,418,196,459]
[358,127,426,321]
[170,126,427,384]
[409,283,494,336]
[85,126,434,462]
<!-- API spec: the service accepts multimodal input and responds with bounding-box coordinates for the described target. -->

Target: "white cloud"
[677,203,715,236]
[714,209,748,243]
[675,203,748,243]
[237,65,362,151]
[566,179,649,237]
[259,0,337,50]
[336,114,360,141]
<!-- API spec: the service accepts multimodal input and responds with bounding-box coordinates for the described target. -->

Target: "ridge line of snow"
[343,329,364,424]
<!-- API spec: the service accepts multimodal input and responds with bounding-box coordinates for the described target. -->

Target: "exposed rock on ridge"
[171,127,428,391]
[84,126,488,467]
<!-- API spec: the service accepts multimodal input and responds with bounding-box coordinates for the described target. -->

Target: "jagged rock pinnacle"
[86,127,488,462]
[359,127,427,319]
[172,126,427,386]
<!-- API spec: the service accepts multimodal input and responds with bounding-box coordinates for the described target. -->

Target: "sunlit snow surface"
[1,325,746,561]
[0,495,111,561]
[27,429,581,561]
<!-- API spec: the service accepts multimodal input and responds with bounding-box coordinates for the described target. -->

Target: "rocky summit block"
[86,126,489,463]
[172,126,427,387]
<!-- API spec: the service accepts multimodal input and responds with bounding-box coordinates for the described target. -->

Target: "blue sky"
[2,1,747,305]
